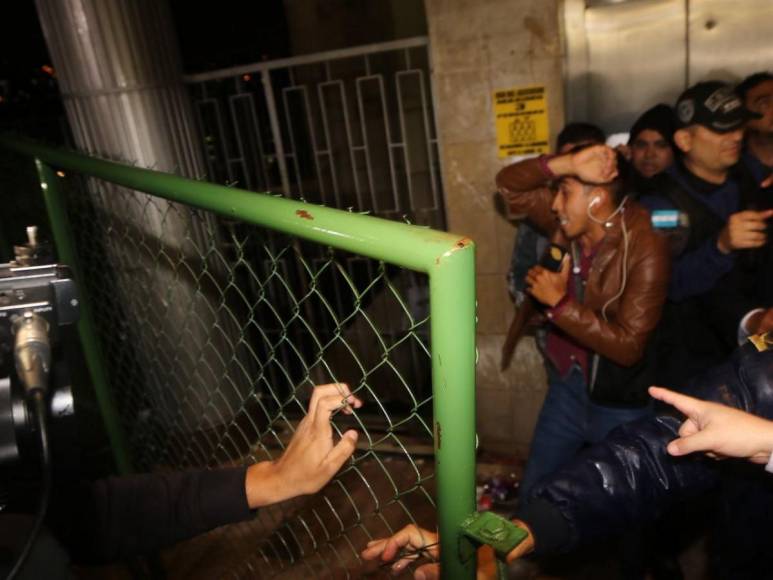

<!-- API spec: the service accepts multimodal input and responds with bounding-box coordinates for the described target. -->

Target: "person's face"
[744,80,773,135]
[678,125,744,173]
[552,177,592,239]
[630,129,674,178]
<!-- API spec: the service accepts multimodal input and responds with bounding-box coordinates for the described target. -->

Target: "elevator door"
[563,0,773,133]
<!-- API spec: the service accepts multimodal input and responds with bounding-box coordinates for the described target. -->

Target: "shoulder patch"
[749,332,773,352]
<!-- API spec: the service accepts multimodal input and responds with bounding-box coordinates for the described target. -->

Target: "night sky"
[0,2,290,77]
[170,1,290,72]
[0,2,293,140]
[0,3,50,74]
[0,2,290,251]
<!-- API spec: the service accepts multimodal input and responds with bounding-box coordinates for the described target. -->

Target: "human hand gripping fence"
[0,136,478,578]
[244,383,362,509]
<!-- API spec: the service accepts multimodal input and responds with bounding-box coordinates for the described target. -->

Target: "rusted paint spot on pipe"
[295,209,314,220]
[436,237,472,265]
[435,421,442,450]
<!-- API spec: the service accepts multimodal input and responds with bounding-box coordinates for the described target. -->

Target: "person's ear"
[589,185,608,206]
[673,128,692,154]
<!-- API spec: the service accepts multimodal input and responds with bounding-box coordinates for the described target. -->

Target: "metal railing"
[0,136,476,578]
[184,37,444,229]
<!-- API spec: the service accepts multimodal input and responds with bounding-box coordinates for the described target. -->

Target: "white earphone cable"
[586,194,630,321]
[601,211,629,321]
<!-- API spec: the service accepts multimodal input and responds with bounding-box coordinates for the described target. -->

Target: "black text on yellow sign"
[494,85,549,158]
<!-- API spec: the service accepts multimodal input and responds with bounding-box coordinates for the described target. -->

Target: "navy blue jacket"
[639,163,737,302]
[518,338,773,563]
[639,158,771,389]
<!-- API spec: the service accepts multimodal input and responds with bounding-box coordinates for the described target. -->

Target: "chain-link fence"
[3,137,477,578]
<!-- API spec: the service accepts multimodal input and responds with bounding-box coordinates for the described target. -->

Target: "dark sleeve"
[701,271,758,349]
[516,347,758,555]
[67,467,252,564]
[669,237,736,301]
[516,416,720,555]
[639,192,735,301]
[700,247,773,347]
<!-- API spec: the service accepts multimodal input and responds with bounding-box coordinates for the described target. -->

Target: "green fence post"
[430,237,477,578]
[35,158,133,474]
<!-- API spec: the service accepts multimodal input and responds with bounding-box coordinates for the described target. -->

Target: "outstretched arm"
[649,385,773,464]
[518,414,720,555]
[65,383,362,564]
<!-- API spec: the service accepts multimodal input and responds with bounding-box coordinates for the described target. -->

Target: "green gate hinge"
[459,511,529,578]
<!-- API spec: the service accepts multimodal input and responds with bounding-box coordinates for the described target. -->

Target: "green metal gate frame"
[0,135,477,577]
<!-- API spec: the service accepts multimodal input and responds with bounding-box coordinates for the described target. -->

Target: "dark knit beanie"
[628,104,676,145]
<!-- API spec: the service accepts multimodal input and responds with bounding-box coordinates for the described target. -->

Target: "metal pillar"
[35,0,203,176]
[34,0,245,469]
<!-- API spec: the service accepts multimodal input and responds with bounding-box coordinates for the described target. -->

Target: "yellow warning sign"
[494,85,549,158]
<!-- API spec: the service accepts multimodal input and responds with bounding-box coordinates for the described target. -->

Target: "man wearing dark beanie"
[627,103,676,183]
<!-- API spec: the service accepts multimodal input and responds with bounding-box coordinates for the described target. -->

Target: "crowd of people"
[363,73,773,579]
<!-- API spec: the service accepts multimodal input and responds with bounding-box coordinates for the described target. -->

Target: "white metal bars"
[185,37,444,229]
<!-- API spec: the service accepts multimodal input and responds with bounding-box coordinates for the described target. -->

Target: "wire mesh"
[63,173,441,578]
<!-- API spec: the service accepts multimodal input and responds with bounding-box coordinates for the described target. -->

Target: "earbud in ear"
[589,196,601,209]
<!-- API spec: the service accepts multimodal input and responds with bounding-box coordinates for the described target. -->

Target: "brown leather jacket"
[496,157,670,367]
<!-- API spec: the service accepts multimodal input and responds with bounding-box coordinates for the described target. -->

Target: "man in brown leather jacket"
[496,143,670,500]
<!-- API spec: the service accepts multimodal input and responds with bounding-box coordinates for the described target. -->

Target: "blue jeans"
[519,365,652,502]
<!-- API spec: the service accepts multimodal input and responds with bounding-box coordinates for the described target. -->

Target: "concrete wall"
[425,0,565,456]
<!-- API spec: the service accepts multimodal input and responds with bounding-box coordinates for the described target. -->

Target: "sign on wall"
[493,85,549,158]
